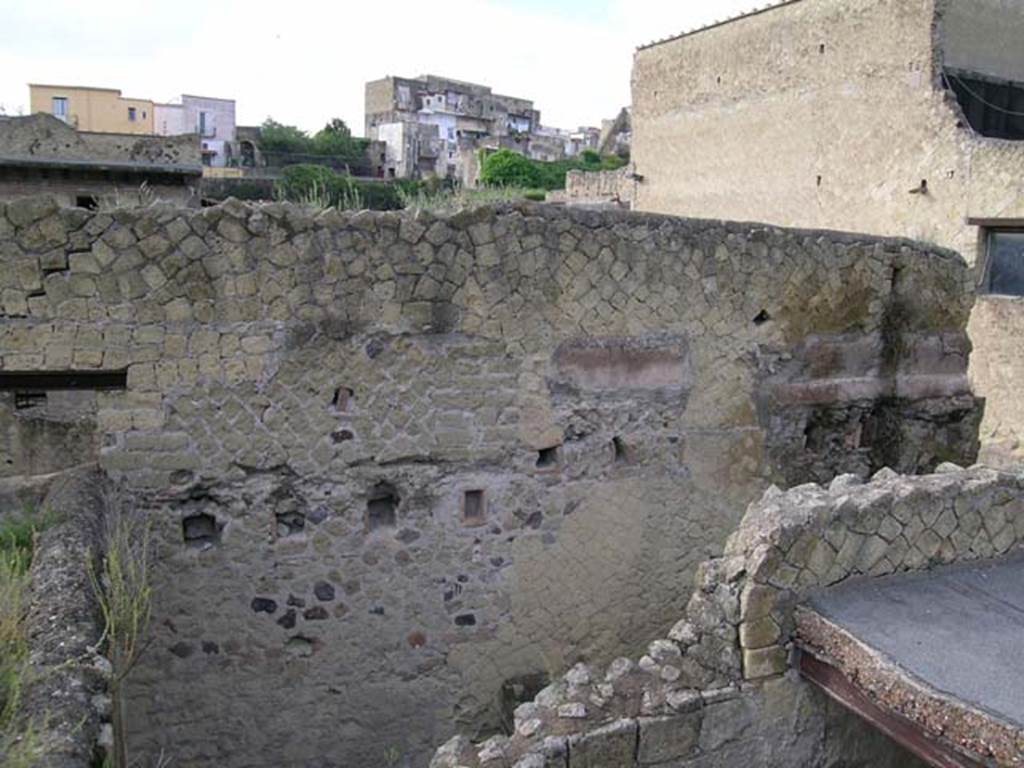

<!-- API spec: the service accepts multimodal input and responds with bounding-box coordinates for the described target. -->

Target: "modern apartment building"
[155,95,237,167]
[28,84,155,135]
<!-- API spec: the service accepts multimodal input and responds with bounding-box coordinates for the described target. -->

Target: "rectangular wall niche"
[0,370,128,391]
[366,483,399,531]
[463,490,486,526]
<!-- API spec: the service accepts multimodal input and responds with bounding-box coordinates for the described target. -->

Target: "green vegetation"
[0,508,51,767]
[259,118,370,169]
[89,506,153,768]
[397,183,545,214]
[480,148,627,191]
[271,164,418,210]
[271,163,548,214]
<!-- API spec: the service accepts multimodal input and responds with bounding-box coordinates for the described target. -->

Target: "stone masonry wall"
[433,464,1022,767]
[9,468,111,768]
[553,166,638,209]
[0,196,980,766]
[630,0,1024,470]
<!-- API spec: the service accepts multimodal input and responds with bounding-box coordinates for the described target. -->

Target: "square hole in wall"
[366,483,399,531]
[182,512,222,549]
[611,436,633,465]
[463,490,486,527]
[75,195,98,211]
[331,386,354,413]
[536,446,560,470]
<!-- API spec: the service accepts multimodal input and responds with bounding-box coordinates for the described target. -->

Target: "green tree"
[480,149,542,188]
[259,118,314,154]
[312,118,368,166]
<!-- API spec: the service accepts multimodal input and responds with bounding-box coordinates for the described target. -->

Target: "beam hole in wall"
[276,509,306,537]
[536,445,560,469]
[612,436,633,464]
[816,175,822,187]
[819,43,826,54]
[182,512,222,549]
[331,386,354,412]
[366,483,399,531]
[0,370,128,391]
[75,195,98,211]
[463,489,486,526]
[753,309,771,326]
[14,392,46,410]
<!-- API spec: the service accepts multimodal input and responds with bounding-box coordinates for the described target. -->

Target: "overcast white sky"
[0,0,760,135]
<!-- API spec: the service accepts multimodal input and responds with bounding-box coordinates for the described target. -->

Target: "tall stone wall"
[630,0,1024,479]
[0,196,979,766]
[630,0,1024,265]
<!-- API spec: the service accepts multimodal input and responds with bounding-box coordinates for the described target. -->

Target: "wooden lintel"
[798,649,987,768]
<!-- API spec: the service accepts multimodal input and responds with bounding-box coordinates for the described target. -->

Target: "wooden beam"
[798,650,987,768]
[0,370,128,391]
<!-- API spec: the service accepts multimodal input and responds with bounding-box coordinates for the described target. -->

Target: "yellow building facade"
[29,84,155,135]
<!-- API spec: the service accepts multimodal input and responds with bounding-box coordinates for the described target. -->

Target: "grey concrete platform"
[806,552,1024,729]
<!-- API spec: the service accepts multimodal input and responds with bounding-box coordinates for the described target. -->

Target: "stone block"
[638,713,701,765]
[742,647,788,680]
[569,719,638,768]
[739,616,780,650]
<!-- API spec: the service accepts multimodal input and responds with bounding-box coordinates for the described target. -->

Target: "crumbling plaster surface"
[0,196,980,766]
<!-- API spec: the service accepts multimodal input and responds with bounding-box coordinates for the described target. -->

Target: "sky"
[0,0,761,135]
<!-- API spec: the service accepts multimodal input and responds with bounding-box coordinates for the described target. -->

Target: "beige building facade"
[29,84,155,135]
[632,0,1024,465]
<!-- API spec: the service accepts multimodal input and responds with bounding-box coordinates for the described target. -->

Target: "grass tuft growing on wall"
[89,501,153,768]
[0,508,48,766]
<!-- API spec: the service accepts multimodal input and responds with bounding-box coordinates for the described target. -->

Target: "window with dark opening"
[944,68,1024,141]
[463,490,486,526]
[128,107,137,122]
[75,195,98,211]
[983,229,1024,296]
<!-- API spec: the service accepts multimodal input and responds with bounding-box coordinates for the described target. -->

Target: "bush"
[260,118,370,171]
[480,150,542,188]
[273,165,421,211]
[523,190,546,202]
[480,148,627,191]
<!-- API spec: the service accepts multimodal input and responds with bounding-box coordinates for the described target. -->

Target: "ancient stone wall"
[0,196,980,766]
[630,0,1024,493]
[10,468,111,767]
[553,166,637,209]
[434,464,1021,767]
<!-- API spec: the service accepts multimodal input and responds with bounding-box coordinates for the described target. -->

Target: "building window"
[945,68,1024,141]
[52,96,68,121]
[198,111,208,136]
[128,107,137,122]
[983,229,1024,295]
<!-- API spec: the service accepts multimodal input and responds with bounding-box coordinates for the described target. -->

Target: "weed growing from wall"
[89,498,153,768]
[0,506,49,767]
